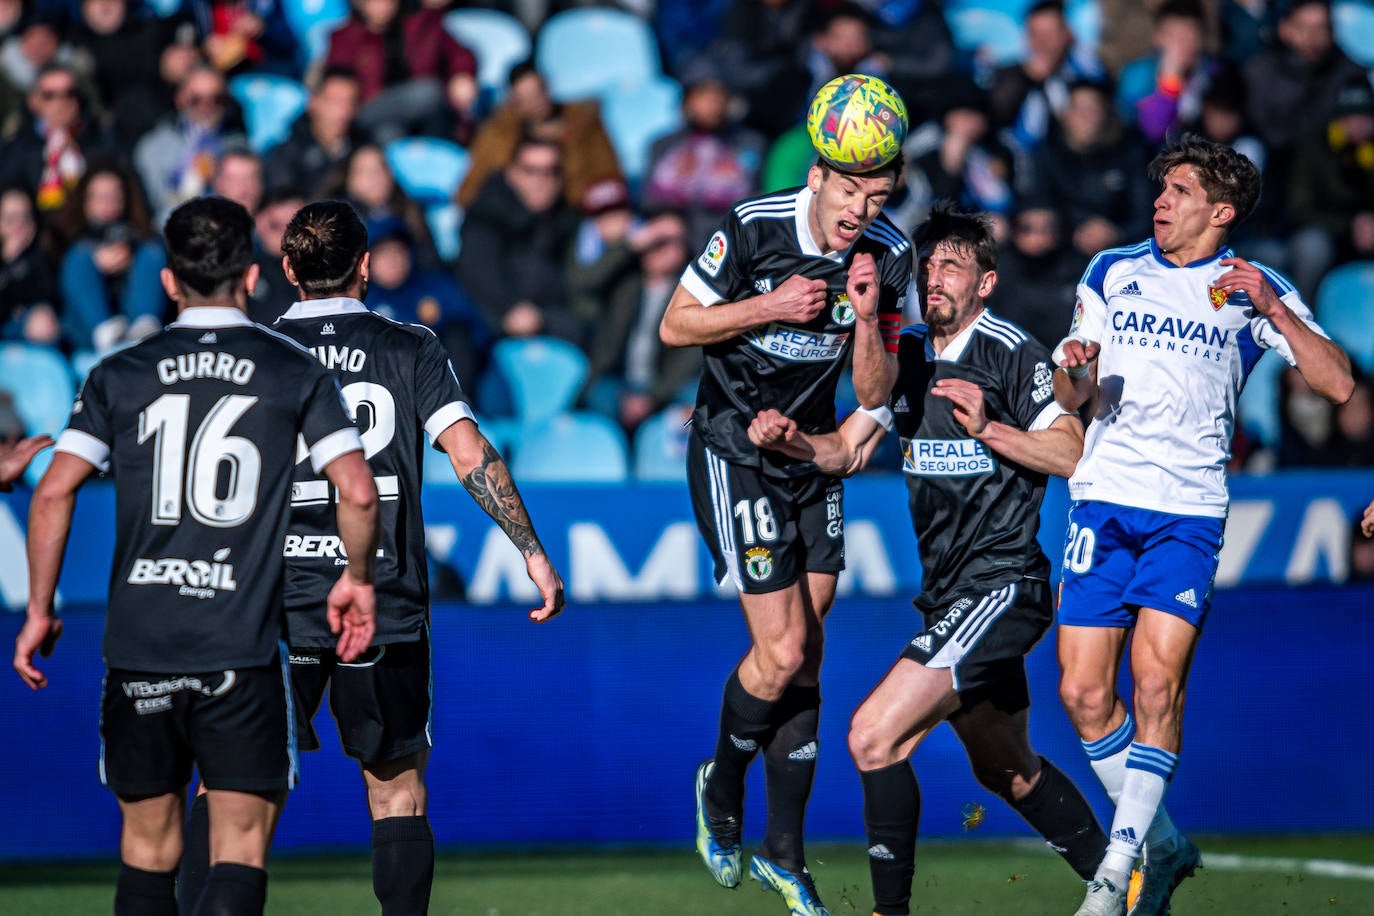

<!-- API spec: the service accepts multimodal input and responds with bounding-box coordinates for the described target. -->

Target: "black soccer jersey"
[56,307,360,671]
[273,297,472,647]
[888,311,1064,610]
[680,186,912,478]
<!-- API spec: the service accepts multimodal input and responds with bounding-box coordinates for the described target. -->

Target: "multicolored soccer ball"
[806,73,909,173]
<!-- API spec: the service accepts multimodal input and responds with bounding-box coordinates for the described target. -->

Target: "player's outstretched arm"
[1052,336,1099,412]
[847,252,898,408]
[658,276,827,348]
[438,419,565,623]
[933,378,1085,477]
[15,452,95,689]
[322,449,379,662]
[1217,257,1355,405]
[0,435,54,491]
[748,407,889,478]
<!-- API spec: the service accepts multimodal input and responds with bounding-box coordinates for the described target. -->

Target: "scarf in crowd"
[37,124,84,211]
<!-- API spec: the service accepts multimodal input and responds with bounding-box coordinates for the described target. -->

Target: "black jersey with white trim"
[273,297,472,646]
[888,311,1064,610]
[55,307,360,671]
[680,186,911,478]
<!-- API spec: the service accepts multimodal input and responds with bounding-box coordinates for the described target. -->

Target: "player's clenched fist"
[846,253,879,321]
[1053,336,1100,374]
[749,409,799,449]
[1217,257,1284,318]
[765,275,827,324]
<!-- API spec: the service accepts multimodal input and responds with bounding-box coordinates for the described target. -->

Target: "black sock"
[705,669,774,818]
[191,863,266,916]
[861,760,921,916]
[115,864,178,916]
[178,793,210,916]
[758,684,820,873]
[1010,756,1108,881]
[372,815,435,916]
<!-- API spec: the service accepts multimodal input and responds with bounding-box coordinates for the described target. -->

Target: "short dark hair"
[507,58,541,88]
[281,200,369,296]
[1148,134,1261,230]
[315,65,359,92]
[1155,0,1205,24]
[1027,0,1066,19]
[163,196,255,298]
[512,134,563,164]
[913,200,998,274]
[816,149,906,182]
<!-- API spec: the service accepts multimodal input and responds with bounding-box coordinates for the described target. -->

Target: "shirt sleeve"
[1006,338,1068,432]
[299,365,363,473]
[1071,255,1112,343]
[677,208,752,306]
[55,363,115,472]
[414,328,476,448]
[877,235,914,354]
[1246,284,1329,369]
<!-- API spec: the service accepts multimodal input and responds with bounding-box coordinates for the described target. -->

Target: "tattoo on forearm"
[460,440,543,556]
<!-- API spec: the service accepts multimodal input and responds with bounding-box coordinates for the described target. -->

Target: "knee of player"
[847,714,896,771]
[970,763,1031,802]
[1058,676,1114,722]
[757,642,807,686]
[364,770,427,818]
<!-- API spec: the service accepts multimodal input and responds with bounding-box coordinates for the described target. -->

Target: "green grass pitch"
[3,836,1372,914]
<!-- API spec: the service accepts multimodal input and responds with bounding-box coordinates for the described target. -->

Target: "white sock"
[1084,715,1180,853]
[1097,743,1178,886]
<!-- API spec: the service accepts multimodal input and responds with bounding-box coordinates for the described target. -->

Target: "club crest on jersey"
[831,293,856,326]
[698,231,727,277]
[744,546,774,582]
[1207,284,1228,310]
[321,322,335,335]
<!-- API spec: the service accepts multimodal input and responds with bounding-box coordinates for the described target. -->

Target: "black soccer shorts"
[100,661,295,797]
[899,578,1054,714]
[687,429,845,595]
[289,629,432,764]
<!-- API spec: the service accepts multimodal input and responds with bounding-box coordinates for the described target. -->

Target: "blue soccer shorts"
[1057,500,1225,629]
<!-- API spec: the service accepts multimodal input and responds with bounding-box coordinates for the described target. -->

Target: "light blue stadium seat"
[1315,260,1374,373]
[490,336,588,425]
[1333,1,1374,67]
[384,138,470,208]
[534,7,661,102]
[632,404,692,481]
[0,344,76,486]
[601,75,683,183]
[145,0,183,17]
[281,0,349,43]
[300,16,346,69]
[1065,0,1101,49]
[425,202,463,263]
[1238,346,1285,450]
[943,0,1030,15]
[443,9,532,104]
[229,74,308,154]
[946,7,1025,65]
[511,412,628,482]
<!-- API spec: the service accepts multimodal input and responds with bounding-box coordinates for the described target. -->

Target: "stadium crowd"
[1,0,1372,471]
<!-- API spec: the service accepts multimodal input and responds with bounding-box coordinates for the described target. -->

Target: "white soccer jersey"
[1067,239,1328,518]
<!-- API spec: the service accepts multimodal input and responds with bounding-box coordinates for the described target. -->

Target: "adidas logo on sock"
[788,741,818,762]
[911,633,933,653]
[1111,826,1140,847]
[1174,588,1198,608]
[868,844,896,860]
[729,735,759,752]
[1120,280,1143,296]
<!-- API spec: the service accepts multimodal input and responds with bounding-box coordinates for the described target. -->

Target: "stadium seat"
[443,9,531,104]
[145,0,183,17]
[490,336,588,425]
[0,343,76,486]
[534,7,661,102]
[384,138,470,208]
[229,74,308,154]
[425,202,463,263]
[600,75,683,183]
[1333,1,1374,67]
[511,412,629,482]
[1065,0,1101,49]
[946,6,1025,65]
[1315,260,1374,373]
[632,404,692,481]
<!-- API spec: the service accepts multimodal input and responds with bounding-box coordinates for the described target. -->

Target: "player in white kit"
[1052,136,1354,916]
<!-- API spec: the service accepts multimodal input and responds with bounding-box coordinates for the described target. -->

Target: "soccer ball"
[806,73,909,174]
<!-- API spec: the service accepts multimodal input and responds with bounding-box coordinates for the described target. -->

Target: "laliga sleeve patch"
[698,230,728,278]
[1070,300,1085,333]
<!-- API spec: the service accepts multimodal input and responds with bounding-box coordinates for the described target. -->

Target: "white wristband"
[1052,336,1091,379]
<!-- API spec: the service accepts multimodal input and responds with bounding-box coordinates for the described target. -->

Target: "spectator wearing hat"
[1287,77,1374,298]
[366,216,492,389]
[457,134,581,342]
[642,60,766,249]
[457,59,621,210]
[264,67,368,198]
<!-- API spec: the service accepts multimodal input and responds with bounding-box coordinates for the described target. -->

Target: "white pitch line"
[1202,853,1374,882]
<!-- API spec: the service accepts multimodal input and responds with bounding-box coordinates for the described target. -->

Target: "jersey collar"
[277,297,370,320]
[925,308,985,362]
[1148,238,1233,268]
[169,306,253,328]
[794,186,848,263]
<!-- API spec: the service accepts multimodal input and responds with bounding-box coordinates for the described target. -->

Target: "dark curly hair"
[1148,134,1261,232]
[913,199,998,274]
[163,196,254,298]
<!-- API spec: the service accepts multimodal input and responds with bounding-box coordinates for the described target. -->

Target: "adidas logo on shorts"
[911,633,933,653]
[1174,588,1198,608]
